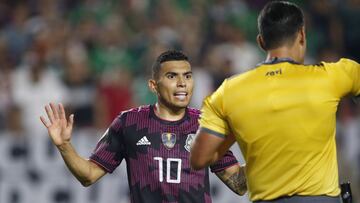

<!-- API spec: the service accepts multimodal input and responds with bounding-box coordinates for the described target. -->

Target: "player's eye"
[166,74,176,79]
[185,74,192,79]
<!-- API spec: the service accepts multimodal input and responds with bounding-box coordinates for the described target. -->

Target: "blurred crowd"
[0,0,359,202]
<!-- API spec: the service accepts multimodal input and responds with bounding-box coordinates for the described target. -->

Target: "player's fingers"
[45,105,55,123]
[67,114,74,128]
[40,116,51,128]
[58,103,66,120]
[50,102,59,119]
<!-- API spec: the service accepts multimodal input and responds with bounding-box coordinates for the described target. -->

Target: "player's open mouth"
[174,92,188,100]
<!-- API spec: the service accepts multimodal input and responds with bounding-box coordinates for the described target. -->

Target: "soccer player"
[40,50,247,203]
[190,1,360,203]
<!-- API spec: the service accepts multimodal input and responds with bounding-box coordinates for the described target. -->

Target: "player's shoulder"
[128,105,151,113]
[116,105,151,119]
[187,107,201,117]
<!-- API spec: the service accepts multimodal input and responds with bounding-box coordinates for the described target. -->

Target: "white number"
[154,157,182,184]
[153,157,164,182]
[167,158,181,183]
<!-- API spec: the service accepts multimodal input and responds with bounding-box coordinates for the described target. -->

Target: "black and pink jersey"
[89,105,238,203]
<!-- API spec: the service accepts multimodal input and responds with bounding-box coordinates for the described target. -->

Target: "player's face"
[150,60,193,110]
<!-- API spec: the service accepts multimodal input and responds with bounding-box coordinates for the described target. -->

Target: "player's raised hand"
[40,103,74,147]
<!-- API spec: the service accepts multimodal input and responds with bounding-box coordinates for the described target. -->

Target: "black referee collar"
[257,57,301,66]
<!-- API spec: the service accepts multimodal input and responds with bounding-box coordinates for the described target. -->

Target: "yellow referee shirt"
[199,58,360,201]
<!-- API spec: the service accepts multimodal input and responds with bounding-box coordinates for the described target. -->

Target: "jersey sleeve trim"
[89,155,115,173]
[210,162,239,173]
[199,127,226,139]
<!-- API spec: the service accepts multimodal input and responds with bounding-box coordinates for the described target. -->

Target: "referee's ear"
[257,35,266,51]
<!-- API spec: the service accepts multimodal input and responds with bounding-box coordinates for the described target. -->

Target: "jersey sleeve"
[89,115,125,173]
[209,150,239,173]
[199,79,231,138]
[325,58,360,97]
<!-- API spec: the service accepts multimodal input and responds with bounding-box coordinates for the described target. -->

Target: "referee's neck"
[266,46,304,64]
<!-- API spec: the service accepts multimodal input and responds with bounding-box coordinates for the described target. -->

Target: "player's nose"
[177,77,186,87]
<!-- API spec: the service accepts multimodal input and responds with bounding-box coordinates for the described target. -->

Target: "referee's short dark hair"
[152,50,189,79]
[258,1,304,50]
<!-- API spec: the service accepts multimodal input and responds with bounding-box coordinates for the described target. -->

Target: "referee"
[190,1,360,203]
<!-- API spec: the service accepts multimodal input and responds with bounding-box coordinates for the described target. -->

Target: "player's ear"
[148,79,158,94]
[257,35,266,51]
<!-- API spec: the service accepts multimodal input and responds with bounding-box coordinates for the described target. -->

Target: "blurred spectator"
[190,64,213,109]
[63,40,96,128]
[0,1,359,202]
[211,24,261,74]
[340,0,360,61]
[206,45,235,88]
[308,0,344,52]
[1,3,32,65]
[94,68,135,129]
[11,39,68,136]
[0,36,14,130]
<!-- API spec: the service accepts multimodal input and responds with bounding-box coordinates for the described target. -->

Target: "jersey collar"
[149,104,189,125]
[257,57,301,66]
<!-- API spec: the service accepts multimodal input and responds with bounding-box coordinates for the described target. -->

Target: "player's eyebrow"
[165,71,192,76]
[165,72,178,76]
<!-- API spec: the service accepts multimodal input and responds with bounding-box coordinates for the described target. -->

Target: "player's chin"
[172,100,190,108]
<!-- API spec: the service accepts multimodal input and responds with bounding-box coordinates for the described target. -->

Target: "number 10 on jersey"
[154,157,182,183]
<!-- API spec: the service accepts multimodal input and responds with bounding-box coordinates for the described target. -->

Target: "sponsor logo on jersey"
[265,68,282,76]
[136,136,151,146]
[161,133,176,149]
[184,133,196,152]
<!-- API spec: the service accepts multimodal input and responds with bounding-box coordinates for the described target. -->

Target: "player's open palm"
[40,103,74,147]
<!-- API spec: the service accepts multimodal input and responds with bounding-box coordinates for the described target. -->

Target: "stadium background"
[0,0,359,202]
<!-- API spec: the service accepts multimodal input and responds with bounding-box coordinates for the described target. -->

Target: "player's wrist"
[56,141,72,152]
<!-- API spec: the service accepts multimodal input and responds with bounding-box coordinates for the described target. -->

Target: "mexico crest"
[161,133,176,149]
[184,133,196,152]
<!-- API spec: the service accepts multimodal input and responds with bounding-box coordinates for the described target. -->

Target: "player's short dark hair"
[258,1,304,50]
[152,50,189,79]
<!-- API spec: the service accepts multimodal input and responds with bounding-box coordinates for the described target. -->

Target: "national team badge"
[184,133,196,152]
[161,133,176,149]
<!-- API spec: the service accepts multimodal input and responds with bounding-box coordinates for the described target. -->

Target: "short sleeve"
[89,116,125,173]
[210,150,238,173]
[325,58,360,97]
[199,79,231,137]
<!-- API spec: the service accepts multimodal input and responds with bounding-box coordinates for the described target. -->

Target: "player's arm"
[215,163,247,196]
[40,103,106,187]
[57,143,107,186]
[190,128,235,170]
